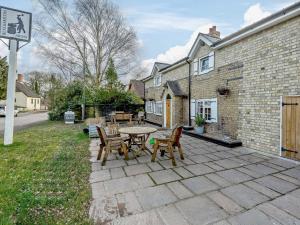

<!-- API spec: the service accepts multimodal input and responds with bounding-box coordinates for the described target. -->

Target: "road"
[0,112,48,135]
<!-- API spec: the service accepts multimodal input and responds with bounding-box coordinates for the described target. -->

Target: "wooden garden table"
[118,127,157,155]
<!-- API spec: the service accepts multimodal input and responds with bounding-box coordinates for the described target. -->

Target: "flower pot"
[195,126,204,134]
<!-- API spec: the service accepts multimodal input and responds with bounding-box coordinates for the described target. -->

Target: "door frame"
[164,94,172,129]
[280,95,300,157]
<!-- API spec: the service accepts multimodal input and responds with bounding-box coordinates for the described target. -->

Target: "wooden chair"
[96,126,129,166]
[151,126,184,166]
[137,111,145,124]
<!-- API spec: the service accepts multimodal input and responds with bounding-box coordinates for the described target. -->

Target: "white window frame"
[155,101,163,115]
[199,51,214,75]
[153,74,162,87]
[193,59,198,75]
[192,98,217,123]
[146,101,153,113]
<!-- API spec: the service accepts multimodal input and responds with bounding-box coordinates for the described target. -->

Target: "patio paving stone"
[116,191,143,217]
[255,175,297,194]
[110,167,126,179]
[147,162,164,171]
[228,208,281,225]
[167,181,194,199]
[188,154,212,163]
[135,185,178,210]
[257,202,300,225]
[217,169,253,184]
[102,159,126,169]
[89,169,111,183]
[214,159,243,169]
[175,196,228,225]
[244,181,281,199]
[172,166,194,178]
[205,173,232,187]
[206,191,244,215]
[149,169,181,184]
[181,176,219,194]
[204,162,225,171]
[271,193,300,219]
[124,164,151,176]
[244,163,278,175]
[267,158,298,169]
[111,210,164,225]
[221,184,269,209]
[184,163,214,176]
[156,204,190,225]
[273,173,300,185]
[281,167,300,180]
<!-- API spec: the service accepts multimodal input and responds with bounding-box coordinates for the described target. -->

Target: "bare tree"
[35,0,137,85]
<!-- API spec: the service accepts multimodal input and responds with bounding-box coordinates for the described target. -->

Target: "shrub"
[195,113,205,126]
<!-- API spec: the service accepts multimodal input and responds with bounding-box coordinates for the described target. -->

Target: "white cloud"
[141,23,214,75]
[123,7,214,33]
[243,3,271,27]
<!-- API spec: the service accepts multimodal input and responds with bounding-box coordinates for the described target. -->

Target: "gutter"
[186,59,192,126]
[213,2,300,49]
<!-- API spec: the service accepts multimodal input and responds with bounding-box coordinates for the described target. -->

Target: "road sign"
[0,6,32,42]
[1,6,32,145]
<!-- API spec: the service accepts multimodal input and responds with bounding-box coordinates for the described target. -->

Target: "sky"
[0,0,298,81]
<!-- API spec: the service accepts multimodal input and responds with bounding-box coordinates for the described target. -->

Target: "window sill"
[199,68,214,75]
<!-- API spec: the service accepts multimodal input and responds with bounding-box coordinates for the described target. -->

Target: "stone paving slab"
[228,208,282,225]
[175,196,228,225]
[184,163,215,176]
[149,169,181,184]
[135,185,178,210]
[221,184,270,209]
[181,176,219,194]
[88,132,300,225]
[217,169,253,184]
[255,175,298,194]
[124,164,151,176]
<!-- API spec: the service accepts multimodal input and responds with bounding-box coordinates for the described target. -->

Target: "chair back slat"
[96,126,108,146]
[171,126,183,144]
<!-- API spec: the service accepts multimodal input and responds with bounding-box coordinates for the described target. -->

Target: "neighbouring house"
[15,74,41,111]
[128,79,145,101]
[143,2,300,160]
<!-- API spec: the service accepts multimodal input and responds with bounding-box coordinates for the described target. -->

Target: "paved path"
[0,112,48,135]
[88,128,300,225]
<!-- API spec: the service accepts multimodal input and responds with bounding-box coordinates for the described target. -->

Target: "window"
[31,99,33,104]
[155,101,162,115]
[191,98,217,123]
[153,74,162,87]
[146,101,155,113]
[146,101,152,113]
[193,59,198,75]
[37,99,39,104]
[200,57,209,72]
[199,51,215,74]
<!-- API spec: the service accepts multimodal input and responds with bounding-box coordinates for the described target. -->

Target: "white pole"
[4,39,18,145]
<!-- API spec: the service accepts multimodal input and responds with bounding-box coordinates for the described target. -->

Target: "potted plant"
[194,113,205,134]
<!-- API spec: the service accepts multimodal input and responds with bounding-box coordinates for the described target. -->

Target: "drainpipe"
[186,59,192,126]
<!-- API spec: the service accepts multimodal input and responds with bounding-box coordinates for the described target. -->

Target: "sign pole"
[4,39,18,145]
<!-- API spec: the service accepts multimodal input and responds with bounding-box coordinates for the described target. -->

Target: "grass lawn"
[0,121,92,225]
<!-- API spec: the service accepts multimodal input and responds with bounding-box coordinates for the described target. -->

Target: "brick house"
[143,2,300,159]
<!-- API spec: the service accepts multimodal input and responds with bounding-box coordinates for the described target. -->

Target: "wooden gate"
[282,96,300,160]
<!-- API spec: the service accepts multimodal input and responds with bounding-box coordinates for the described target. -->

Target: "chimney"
[17,74,24,83]
[208,26,220,38]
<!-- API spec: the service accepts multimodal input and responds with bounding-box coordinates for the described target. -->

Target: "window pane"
[201,57,209,71]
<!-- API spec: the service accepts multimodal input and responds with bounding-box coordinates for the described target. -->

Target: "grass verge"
[0,121,91,225]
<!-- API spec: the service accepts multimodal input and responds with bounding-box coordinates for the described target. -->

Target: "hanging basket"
[217,87,230,96]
